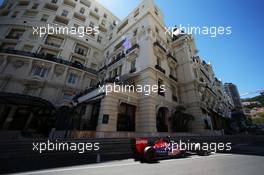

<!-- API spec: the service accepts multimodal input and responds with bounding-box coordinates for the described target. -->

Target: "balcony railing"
[63,0,76,8]
[45,41,61,48]
[126,44,139,54]
[98,65,106,72]
[153,41,166,53]
[74,48,87,56]
[155,64,166,74]
[169,74,178,82]
[0,49,97,75]
[167,52,177,63]
[43,3,58,11]
[5,34,22,39]
[107,52,125,67]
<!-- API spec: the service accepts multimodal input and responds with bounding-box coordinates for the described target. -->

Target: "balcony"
[45,36,63,48]
[73,12,86,22]
[99,25,107,33]
[153,41,166,53]
[54,15,69,25]
[107,52,125,67]
[44,42,61,49]
[169,74,178,82]
[5,34,23,40]
[89,11,100,20]
[129,68,136,73]
[126,44,139,54]
[0,49,97,75]
[63,0,76,8]
[43,3,58,11]
[167,52,177,63]
[155,65,166,74]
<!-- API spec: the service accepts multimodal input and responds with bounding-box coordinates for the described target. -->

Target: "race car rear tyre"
[197,150,210,156]
[143,146,156,163]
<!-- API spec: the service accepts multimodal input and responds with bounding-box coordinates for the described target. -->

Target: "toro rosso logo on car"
[154,141,171,153]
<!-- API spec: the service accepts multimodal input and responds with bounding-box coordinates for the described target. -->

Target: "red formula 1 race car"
[132,137,186,162]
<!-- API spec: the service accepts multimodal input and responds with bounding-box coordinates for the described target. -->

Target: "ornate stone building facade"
[0,0,234,138]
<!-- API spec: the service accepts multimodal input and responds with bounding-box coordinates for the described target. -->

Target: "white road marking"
[15,162,139,175]
[15,154,231,175]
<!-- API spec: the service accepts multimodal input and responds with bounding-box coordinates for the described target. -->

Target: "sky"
[0,0,263,98]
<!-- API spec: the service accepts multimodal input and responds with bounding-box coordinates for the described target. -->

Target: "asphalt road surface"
[15,154,264,175]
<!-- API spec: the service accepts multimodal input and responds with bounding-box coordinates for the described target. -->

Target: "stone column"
[96,94,119,132]
[136,96,157,133]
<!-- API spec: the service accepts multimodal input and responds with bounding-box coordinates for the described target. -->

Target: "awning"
[0,92,55,109]
[79,93,104,104]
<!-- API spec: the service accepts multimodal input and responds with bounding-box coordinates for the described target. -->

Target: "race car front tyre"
[143,146,156,162]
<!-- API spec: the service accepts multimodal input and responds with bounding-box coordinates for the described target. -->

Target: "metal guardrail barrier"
[0,136,264,174]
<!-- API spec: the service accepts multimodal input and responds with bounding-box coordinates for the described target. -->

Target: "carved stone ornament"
[12,60,25,69]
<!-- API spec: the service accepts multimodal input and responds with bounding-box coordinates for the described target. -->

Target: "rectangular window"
[19,1,29,6]
[109,33,113,40]
[118,65,122,75]
[133,29,138,36]
[97,36,102,43]
[80,7,85,14]
[113,68,118,78]
[41,14,49,22]
[158,79,165,96]
[131,60,136,70]
[23,10,38,18]
[61,10,68,17]
[63,93,73,100]
[117,103,136,131]
[90,79,95,87]
[11,11,19,18]
[155,26,159,34]
[74,44,90,56]
[101,19,106,26]
[157,57,161,66]
[32,3,39,9]
[23,45,33,52]
[32,65,48,78]
[89,21,94,28]
[6,29,25,39]
[68,73,78,84]
[102,115,109,124]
